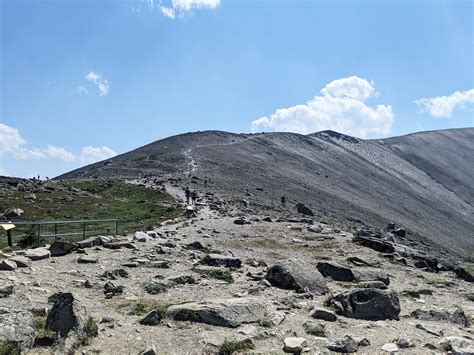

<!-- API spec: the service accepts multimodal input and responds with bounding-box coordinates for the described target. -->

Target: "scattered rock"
[357,280,387,289]
[134,231,152,242]
[103,281,124,298]
[353,235,395,253]
[265,260,328,295]
[49,241,78,257]
[283,337,307,353]
[8,256,31,268]
[397,338,411,349]
[0,285,13,298]
[308,225,323,233]
[45,292,87,338]
[77,236,111,248]
[381,343,399,353]
[303,322,326,337]
[167,298,266,327]
[0,259,17,271]
[438,336,474,354]
[139,310,162,326]
[332,288,400,320]
[3,208,24,218]
[310,307,338,322]
[416,323,444,337]
[234,218,250,225]
[328,335,358,353]
[24,193,37,201]
[201,254,242,268]
[316,261,356,282]
[24,248,51,261]
[77,256,98,264]
[296,203,314,216]
[411,308,469,327]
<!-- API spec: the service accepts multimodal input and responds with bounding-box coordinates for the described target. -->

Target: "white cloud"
[160,0,220,19]
[251,76,394,138]
[415,89,474,118]
[80,146,117,164]
[0,167,8,176]
[86,71,110,96]
[45,145,76,162]
[0,123,47,159]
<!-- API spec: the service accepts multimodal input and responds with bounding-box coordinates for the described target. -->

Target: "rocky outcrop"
[266,260,328,295]
[332,288,400,320]
[167,298,266,327]
[0,308,35,350]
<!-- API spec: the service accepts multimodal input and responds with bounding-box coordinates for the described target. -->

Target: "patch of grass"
[419,289,433,295]
[0,341,20,355]
[143,281,168,295]
[304,322,326,337]
[73,317,98,349]
[0,179,183,248]
[31,308,56,345]
[465,293,474,302]
[114,299,172,318]
[193,268,234,283]
[426,278,452,288]
[218,339,255,355]
[48,293,60,304]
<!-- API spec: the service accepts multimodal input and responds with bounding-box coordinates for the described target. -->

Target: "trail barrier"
[0,219,118,248]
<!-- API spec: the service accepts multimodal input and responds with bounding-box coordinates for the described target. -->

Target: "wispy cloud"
[80,146,117,164]
[415,89,474,118]
[76,85,88,95]
[1,123,117,169]
[160,0,220,19]
[251,76,394,139]
[86,71,110,96]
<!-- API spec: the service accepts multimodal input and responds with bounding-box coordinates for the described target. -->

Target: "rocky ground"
[0,181,473,354]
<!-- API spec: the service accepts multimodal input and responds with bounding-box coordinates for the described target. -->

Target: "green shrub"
[218,339,255,355]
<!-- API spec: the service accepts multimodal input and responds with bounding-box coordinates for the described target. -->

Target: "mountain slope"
[56,128,474,258]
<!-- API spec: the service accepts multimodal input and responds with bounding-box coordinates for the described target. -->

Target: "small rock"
[0,259,17,271]
[0,285,13,298]
[24,248,50,261]
[328,335,358,353]
[77,256,98,264]
[310,307,338,322]
[200,254,241,268]
[283,337,307,353]
[3,208,24,218]
[416,323,444,337]
[49,241,77,257]
[397,338,411,349]
[139,310,162,326]
[8,256,32,268]
[438,336,474,354]
[381,343,399,353]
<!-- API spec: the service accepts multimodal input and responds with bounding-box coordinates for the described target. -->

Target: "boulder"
[201,254,241,268]
[0,259,17,271]
[77,236,111,248]
[139,310,162,326]
[0,308,35,350]
[3,208,24,218]
[332,288,400,320]
[0,285,13,298]
[49,241,78,257]
[454,266,473,283]
[45,292,87,340]
[266,260,328,295]
[296,203,314,216]
[317,261,356,282]
[283,337,307,353]
[24,248,50,261]
[310,307,338,322]
[8,256,32,268]
[308,225,323,233]
[352,235,395,253]
[234,218,250,225]
[394,228,406,237]
[327,335,358,353]
[167,298,266,327]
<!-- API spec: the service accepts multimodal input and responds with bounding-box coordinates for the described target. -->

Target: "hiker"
[184,187,191,204]
[281,195,286,207]
[191,190,197,205]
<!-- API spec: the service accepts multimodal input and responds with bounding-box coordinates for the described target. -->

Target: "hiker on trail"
[191,191,197,205]
[185,187,191,204]
[281,195,286,207]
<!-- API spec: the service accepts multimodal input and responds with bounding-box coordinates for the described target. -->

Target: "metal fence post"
[7,230,12,248]
[115,220,118,236]
[37,224,41,247]
[54,223,58,240]
[83,222,86,238]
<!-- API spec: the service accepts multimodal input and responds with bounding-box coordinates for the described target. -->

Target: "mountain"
[56,128,474,259]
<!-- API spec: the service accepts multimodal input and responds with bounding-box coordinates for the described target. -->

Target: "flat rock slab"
[8,256,32,268]
[200,254,242,268]
[24,248,51,261]
[77,256,98,264]
[266,260,328,295]
[167,298,266,327]
[0,308,36,350]
[283,337,307,353]
[0,259,17,271]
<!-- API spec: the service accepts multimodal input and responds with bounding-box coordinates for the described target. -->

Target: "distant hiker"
[281,196,286,207]
[191,191,197,205]
[185,187,191,204]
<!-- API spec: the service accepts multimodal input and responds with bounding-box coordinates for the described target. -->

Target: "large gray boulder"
[49,241,78,257]
[0,308,36,350]
[266,260,328,295]
[316,261,356,282]
[332,288,400,320]
[167,298,266,327]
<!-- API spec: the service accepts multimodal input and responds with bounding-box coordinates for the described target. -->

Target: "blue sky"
[1,0,473,178]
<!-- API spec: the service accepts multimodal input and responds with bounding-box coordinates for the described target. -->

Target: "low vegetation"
[0,341,20,355]
[193,268,234,283]
[218,339,255,355]
[114,299,172,317]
